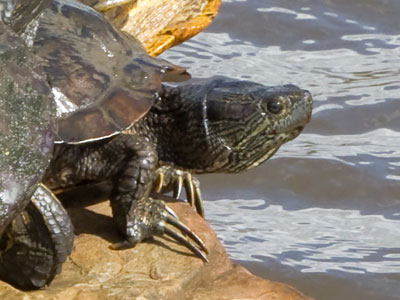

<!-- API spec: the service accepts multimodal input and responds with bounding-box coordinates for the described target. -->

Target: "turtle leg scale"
[153,165,205,217]
[106,135,208,261]
[0,185,74,290]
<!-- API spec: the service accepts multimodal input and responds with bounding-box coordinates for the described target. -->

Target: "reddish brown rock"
[0,198,314,300]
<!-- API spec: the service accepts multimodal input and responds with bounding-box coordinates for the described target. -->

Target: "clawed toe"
[173,175,183,199]
[154,171,165,193]
[188,176,204,217]
[165,214,208,253]
[165,205,179,219]
[183,172,194,204]
[164,214,208,262]
[111,198,208,262]
[110,239,137,250]
[164,227,208,263]
[153,166,205,217]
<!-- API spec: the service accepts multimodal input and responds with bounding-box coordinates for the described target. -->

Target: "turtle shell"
[0,24,56,234]
[8,0,190,144]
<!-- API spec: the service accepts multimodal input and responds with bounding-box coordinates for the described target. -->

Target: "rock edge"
[0,200,314,300]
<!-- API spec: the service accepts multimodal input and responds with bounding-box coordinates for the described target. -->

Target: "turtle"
[0,24,74,289]
[79,0,222,56]
[2,0,312,289]
[0,0,207,289]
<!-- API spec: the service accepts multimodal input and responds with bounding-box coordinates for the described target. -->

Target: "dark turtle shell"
[0,24,56,234]
[7,0,190,143]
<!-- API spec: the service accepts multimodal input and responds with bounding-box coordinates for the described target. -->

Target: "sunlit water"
[161,0,400,299]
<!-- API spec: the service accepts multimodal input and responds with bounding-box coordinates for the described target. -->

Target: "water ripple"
[162,0,400,298]
[161,32,400,106]
[206,199,400,274]
[278,129,400,165]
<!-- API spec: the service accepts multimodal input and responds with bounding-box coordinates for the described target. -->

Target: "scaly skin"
[135,78,312,173]
[0,185,74,290]
[43,76,312,254]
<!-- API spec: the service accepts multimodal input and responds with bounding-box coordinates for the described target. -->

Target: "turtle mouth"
[266,125,305,137]
[281,107,312,137]
[267,125,305,142]
[295,125,306,133]
[290,126,305,139]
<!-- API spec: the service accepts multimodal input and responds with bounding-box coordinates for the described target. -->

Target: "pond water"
[161,0,400,299]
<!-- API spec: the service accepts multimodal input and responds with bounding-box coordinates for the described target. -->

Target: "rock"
[0,193,314,300]
[80,0,222,56]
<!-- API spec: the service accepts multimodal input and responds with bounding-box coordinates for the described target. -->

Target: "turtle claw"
[153,166,205,217]
[164,227,208,263]
[110,240,136,250]
[163,215,209,262]
[173,174,183,199]
[112,198,208,261]
[154,172,164,193]
[165,205,179,219]
[188,176,204,217]
[183,173,195,206]
[166,215,208,254]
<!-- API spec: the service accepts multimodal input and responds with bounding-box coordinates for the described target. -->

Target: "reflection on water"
[206,198,400,274]
[161,0,400,299]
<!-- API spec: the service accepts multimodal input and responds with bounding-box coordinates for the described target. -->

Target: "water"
[160,1,400,299]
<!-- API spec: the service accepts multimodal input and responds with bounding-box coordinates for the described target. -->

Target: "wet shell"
[8,0,190,143]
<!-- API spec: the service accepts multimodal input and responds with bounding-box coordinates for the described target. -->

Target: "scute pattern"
[9,0,188,143]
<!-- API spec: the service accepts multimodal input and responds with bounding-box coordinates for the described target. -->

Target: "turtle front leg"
[46,134,207,261]
[153,166,205,217]
[107,135,207,261]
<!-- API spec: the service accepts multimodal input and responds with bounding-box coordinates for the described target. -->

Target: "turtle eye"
[267,99,284,114]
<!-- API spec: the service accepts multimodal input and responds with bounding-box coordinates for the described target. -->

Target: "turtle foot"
[111,198,208,262]
[153,166,204,217]
[0,185,74,290]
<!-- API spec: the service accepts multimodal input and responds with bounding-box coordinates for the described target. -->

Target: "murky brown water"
[161,0,400,299]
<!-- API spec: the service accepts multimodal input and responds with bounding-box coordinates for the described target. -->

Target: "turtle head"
[201,77,312,173]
